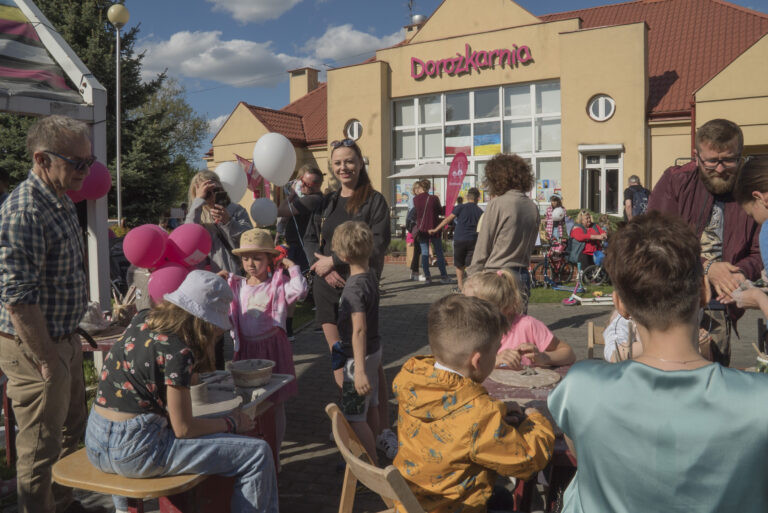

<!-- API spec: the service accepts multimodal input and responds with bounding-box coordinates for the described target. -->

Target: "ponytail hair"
[463,270,523,317]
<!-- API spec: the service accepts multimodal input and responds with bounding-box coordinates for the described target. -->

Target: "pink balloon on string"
[123,224,168,269]
[79,161,112,200]
[148,263,189,304]
[164,224,211,268]
[66,189,84,203]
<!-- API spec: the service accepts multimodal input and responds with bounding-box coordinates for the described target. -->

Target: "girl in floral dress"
[222,228,308,461]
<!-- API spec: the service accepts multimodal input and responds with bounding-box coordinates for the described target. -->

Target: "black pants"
[410,243,422,273]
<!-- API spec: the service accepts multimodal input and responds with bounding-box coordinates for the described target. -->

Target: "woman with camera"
[186,170,253,274]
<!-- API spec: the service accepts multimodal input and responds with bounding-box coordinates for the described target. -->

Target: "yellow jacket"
[393,356,555,513]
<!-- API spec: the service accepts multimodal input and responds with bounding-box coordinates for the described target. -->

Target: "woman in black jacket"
[303,138,397,457]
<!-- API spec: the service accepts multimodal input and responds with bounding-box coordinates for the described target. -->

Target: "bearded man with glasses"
[0,115,96,513]
[648,118,761,367]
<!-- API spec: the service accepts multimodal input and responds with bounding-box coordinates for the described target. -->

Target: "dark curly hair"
[483,154,534,196]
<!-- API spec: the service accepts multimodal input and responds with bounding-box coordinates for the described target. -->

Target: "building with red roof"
[209,0,768,223]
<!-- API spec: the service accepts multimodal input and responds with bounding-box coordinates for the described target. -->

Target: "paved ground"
[6,263,763,512]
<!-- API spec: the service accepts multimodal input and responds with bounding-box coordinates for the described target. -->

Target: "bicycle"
[579,250,610,288]
[531,241,576,288]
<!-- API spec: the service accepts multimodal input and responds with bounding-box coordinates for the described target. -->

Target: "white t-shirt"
[603,311,631,362]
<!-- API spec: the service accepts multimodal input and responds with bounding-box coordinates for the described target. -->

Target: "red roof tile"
[245,104,306,145]
[281,82,327,145]
[540,0,768,116]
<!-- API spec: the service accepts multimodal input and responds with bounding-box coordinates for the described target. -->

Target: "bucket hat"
[164,270,234,330]
[232,228,280,256]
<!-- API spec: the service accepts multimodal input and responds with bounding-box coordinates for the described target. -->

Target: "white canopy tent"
[3,0,109,308]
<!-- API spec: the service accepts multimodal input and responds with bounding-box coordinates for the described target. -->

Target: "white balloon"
[214,161,248,202]
[252,132,297,187]
[249,198,278,227]
[551,206,566,222]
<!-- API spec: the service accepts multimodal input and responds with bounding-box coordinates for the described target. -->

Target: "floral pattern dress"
[95,310,195,415]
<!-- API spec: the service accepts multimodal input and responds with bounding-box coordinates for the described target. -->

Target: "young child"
[222,228,308,460]
[547,211,768,512]
[463,270,576,369]
[602,309,643,362]
[393,294,555,512]
[732,156,768,316]
[331,221,384,464]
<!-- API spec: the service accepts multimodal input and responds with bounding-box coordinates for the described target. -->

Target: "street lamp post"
[108,4,130,223]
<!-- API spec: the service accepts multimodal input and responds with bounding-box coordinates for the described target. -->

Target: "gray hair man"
[0,115,93,512]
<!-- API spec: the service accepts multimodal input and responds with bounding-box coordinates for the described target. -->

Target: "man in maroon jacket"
[647,119,761,366]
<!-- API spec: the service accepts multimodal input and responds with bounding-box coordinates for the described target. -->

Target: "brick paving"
[11,263,762,512]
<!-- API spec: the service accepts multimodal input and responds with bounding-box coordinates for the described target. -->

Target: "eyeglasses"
[696,153,744,171]
[330,139,355,149]
[45,151,95,172]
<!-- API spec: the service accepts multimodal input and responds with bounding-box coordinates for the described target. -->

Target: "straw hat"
[232,228,280,256]
[164,270,233,330]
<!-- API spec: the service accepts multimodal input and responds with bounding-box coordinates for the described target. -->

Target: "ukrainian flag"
[473,133,501,156]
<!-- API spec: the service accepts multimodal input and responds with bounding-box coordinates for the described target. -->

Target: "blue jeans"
[84,409,278,513]
[419,237,448,279]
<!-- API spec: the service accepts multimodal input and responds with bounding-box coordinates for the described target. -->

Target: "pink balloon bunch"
[123,223,213,304]
[66,161,112,203]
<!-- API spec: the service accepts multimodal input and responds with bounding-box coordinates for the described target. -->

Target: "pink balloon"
[80,161,112,200]
[148,263,189,304]
[123,224,168,268]
[165,224,212,267]
[66,189,84,203]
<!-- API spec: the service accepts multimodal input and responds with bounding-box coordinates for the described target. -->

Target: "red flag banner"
[444,152,469,218]
[235,153,264,198]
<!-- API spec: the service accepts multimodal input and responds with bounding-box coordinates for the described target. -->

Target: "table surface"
[482,365,570,403]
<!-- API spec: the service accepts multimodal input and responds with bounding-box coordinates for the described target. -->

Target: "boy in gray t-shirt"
[332,221,382,464]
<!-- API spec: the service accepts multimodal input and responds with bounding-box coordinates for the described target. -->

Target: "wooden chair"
[52,448,228,513]
[586,322,606,360]
[325,403,425,513]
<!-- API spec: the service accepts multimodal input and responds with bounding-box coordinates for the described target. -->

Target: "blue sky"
[126,0,768,156]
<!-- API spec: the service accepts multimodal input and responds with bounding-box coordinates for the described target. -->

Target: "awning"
[388,161,475,179]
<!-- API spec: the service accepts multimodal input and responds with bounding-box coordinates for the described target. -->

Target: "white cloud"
[139,31,318,87]
[303,24,404,64]
[207,114,228,134]
[205,0,303,23]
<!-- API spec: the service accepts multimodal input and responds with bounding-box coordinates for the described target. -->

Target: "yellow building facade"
[208,0,768,227]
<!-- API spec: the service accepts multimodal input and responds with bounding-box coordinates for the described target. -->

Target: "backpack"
[565,226,587,265]
[631,186,650,217]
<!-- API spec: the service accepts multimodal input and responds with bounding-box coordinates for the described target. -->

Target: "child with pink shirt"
[463,270,575,368]
[220,228,308,459]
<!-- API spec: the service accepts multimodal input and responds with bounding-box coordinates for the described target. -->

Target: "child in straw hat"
[221,228,308,459]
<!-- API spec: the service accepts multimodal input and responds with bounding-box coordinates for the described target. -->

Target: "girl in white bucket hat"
[85,270,278,512]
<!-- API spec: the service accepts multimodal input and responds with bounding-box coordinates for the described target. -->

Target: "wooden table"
[80,324,126,372]
[483,366,576,512]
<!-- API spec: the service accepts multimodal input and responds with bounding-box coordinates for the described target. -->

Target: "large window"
[392,81,561,221]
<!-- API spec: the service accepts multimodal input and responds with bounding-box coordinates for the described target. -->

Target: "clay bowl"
[226,359,275,387]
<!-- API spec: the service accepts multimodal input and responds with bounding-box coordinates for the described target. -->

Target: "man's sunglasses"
[45,151,95,172]
[330,139,356,149]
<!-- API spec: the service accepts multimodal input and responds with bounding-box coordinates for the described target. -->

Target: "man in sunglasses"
[0,115,95,512]
[648,118,762,366]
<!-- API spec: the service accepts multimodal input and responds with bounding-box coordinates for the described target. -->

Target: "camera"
[213,189,230,207]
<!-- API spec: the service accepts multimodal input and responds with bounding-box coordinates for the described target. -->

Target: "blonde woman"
[186,171,252,273]
[569,210,607,269]
[85,271,278,512]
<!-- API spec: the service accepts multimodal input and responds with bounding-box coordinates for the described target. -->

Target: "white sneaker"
[418,275,427,282]
[376,428,399,459]
[410,272,419,281]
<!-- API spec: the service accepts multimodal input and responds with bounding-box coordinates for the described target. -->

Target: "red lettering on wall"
[411,43,534,80]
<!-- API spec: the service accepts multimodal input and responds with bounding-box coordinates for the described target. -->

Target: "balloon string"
[287,200,308,257]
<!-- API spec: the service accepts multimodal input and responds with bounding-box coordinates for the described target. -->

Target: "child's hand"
[281,257,295,269]
[354,368,371,396]
[504,401,525,425]
[496,349,522,370]
[518,343,546,366]
[232,409,255,433]
[216,270,229,280]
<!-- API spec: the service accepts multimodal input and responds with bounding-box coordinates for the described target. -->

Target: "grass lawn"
[529,284,614,304]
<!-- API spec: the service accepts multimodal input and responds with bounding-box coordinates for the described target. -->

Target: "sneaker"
[418,275,427,282]
[421,277,432,284]
[410,271,419,281]
[376,428,399,459]
[440,276,454,284]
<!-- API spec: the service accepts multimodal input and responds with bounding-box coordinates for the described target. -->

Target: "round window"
[587,95,616,122]
[344,119,363,141]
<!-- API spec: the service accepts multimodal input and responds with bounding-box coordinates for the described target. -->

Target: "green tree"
[0,0,207,225]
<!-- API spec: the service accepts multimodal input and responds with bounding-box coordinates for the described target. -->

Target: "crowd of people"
[1,113,767,513]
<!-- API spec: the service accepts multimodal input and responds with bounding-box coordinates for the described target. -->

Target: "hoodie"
[392,356,555,513]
